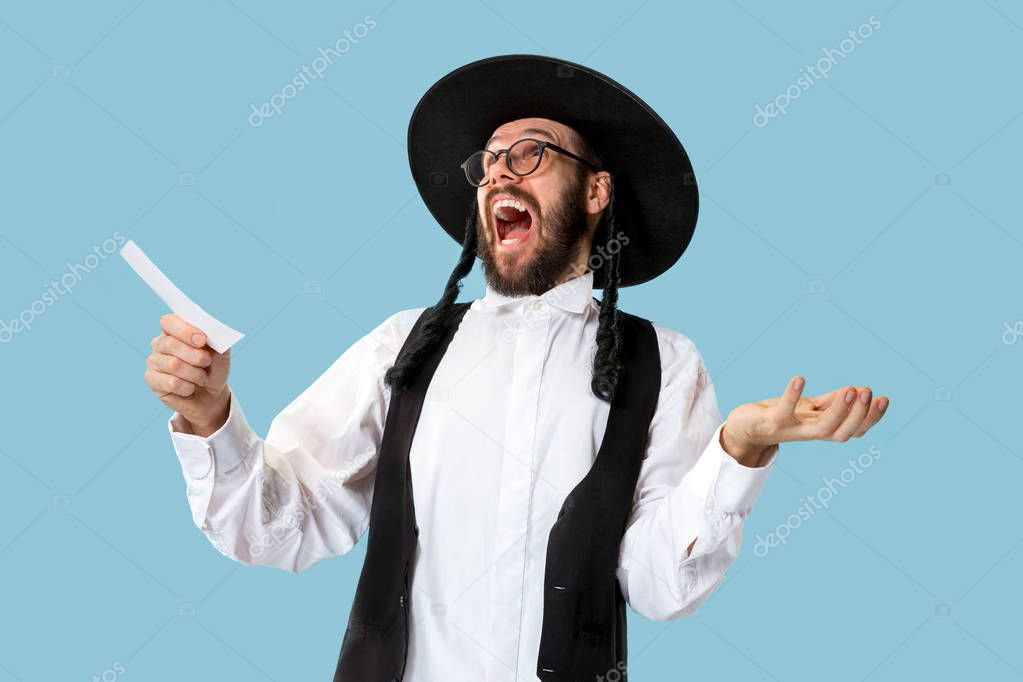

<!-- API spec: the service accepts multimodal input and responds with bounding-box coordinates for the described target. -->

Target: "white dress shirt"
[167,269,777,682]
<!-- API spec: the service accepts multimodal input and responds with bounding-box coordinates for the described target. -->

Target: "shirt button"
[532,300,544,311]
[189,446,214,480]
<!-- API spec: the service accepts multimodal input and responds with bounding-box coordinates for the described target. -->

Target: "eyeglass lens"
[465,139,543,185]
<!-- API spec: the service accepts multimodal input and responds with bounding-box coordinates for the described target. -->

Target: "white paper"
[119,240,244,353]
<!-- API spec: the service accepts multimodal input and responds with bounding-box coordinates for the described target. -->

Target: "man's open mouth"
[492,198,534,247]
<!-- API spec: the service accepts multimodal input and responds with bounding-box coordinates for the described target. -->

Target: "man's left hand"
[721,376,889,467]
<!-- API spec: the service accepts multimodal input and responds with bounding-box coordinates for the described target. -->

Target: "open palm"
[727,376,889,448]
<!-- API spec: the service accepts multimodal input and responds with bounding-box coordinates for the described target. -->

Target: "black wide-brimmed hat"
[407,54,699,288]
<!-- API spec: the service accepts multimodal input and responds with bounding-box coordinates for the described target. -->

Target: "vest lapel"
[334,303,471,682]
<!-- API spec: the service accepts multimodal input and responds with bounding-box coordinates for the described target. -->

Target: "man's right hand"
[145,313,232,437]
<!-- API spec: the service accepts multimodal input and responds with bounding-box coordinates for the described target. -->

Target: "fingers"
[852,395,889,438]
[808,385,858,438]
[776,375,805,418]
[148,352,207,387]
[146,318,214,400]
[831,387,871,442]
[151,333,212,369]
[786,380,889,443]
[144,367,198,398]
[160,313,207,349]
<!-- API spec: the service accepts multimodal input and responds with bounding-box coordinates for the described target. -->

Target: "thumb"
[776,375,805,418]
[205,347,232,390]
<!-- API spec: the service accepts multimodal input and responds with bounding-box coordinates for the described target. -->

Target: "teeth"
[492,198,526,215]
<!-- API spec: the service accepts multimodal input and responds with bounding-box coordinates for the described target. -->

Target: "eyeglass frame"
[459,137,604,187]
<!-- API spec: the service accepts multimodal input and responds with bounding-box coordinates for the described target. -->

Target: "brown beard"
[475,175,590,296]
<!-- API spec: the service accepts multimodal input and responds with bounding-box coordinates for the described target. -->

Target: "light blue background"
[1,1,1020,680]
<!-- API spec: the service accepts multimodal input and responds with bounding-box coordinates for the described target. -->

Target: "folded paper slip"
[120,240,244,353]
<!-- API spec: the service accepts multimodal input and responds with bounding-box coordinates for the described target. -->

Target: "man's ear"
[586,171,612,216]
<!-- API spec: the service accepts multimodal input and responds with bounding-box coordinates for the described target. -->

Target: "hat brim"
[407,54,698,288]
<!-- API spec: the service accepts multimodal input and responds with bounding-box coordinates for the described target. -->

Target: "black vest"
[333,300,661,681]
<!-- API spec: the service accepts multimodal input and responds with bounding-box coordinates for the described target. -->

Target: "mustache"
[485,187,539,217]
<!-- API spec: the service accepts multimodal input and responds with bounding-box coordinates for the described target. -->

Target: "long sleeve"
[167,307,424,573]
[617,328,777,620]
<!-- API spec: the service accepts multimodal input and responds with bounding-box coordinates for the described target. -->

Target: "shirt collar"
[482,270,595,314]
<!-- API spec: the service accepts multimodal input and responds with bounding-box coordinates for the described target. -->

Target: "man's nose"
[486,156,523,186]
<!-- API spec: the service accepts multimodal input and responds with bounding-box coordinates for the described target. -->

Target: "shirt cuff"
[708,421,776,513]
[675,421,776,518]
[167,392,257,481]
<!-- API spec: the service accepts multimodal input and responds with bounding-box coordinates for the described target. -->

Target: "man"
[143,56,888,681]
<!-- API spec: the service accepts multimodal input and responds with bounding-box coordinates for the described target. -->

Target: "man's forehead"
[485,118,568,148]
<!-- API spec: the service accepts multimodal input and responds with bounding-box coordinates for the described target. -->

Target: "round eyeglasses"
[460,138,602,187]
